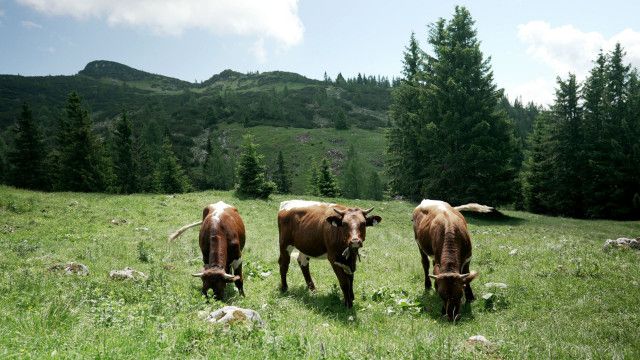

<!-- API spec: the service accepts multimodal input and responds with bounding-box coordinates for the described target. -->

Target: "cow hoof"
[307,283,316,291]
[280,285,288,293]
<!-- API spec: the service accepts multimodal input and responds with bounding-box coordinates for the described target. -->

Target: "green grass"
[1,186,639,359]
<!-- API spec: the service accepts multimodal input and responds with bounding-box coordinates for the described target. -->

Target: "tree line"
[386,6,639,219]
[0,92,385,200]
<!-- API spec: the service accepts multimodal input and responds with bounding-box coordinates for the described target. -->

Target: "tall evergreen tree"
[522,112,557,214]
[56,92,109,192]
[7,102,49,190]
[201,131,235,190]
[132,134,156,193]
[274,150,291,194]
[341,145,364,198]
[112,111,135,193]
[366,170,384,201]
[308,162,319,196]
[334,110,349,130]
[235,134,275,199]
[386,32,425,199]
[316,157,340,197]
[154,136,191,193]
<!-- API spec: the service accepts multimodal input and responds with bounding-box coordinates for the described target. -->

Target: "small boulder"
[204,306,264,329]
[484,282,508,289]
[467,335,491,346]
[109,267,147,280]
[603,238,640,251]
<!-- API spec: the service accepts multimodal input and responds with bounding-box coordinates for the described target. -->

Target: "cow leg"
[462,261,475,302]
[420,251,431,291]
[278,247,291,292]
[331,262,354,308]
[234,263,245,297]
[297,253,316,291]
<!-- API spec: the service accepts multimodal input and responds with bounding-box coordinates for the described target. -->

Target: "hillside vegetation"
[1,186,639,358]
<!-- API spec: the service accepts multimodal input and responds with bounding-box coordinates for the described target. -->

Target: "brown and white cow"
[169,201,246,300]
[413,199,480,321]
[277,200,381,308]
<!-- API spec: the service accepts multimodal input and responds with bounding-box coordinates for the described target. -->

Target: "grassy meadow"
[1,185,639,359]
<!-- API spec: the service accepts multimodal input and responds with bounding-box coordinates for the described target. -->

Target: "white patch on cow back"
[230,258,242,271]
[279,200,336,211]
[211,201,232,221]
[417,199,449,212]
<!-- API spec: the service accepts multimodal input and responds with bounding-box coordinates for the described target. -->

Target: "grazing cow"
[169,201,246,300]
[413,199,481,321]
[277,200,382,308]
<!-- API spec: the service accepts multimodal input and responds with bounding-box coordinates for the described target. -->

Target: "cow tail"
[168,221,203,242]
[454,203,494,213]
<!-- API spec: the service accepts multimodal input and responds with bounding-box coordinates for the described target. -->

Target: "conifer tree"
[366,170,384,200]
[112,111,135,193]
[334,110,349,130]
[522,112,558,214]
[154,136,191,193]
[308,162,319,196]
[7,102,49,190]
[235,134,275,199]
[341,145,363,198]
[274,150,291,194]
[316,157,340,197]
[132,133,156,193]
[56,92,109,192]
[201,131,235,190]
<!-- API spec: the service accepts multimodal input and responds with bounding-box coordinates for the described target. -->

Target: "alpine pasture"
[1,186,639,358]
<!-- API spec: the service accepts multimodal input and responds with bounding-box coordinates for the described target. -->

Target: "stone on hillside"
[467,335,491,346]
[49,262,89,276]
[484,282,508,289]
[203,306,264,329]
[603,237,640,251]
[109,267,147,280]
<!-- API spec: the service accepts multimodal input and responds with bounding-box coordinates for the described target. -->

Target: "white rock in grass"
[603,238,640,251]
[467,335,491,346]
[484,282,508,289]
[109,267,147,280]
[509,249,518,256]
[204,306,264,328]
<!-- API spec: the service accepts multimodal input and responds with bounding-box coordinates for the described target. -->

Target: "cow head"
[192,267,240,300]
[429,271,478,321]
[326,207,382,249]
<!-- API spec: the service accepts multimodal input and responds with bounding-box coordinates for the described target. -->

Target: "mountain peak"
[79,60,153,81]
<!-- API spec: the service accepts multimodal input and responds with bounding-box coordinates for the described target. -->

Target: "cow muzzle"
[349,239,363,249]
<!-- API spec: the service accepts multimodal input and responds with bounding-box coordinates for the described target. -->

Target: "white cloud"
[505,77,555,107]
[16,0,304,48]
[21,20,42,29]
[249,38,267,63]
[518,21,640,79]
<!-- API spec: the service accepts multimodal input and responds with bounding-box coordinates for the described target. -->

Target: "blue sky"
[1,0,639,105]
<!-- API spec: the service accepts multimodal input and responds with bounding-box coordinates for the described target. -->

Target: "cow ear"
[460,271,478,284]
[327,216,343,227]
[366,215,381,226]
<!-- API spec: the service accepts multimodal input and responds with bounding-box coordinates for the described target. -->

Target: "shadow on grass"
[279,285,357,324]
[420,289,476,324]
[463,211,527,227]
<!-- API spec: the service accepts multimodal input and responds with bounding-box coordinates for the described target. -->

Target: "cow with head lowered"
[277,200,382,308]
[413,199,484,321]
[169,201,246,300]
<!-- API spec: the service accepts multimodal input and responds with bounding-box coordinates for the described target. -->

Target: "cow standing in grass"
[277,200,381,308]
[169,201,245,300]
[413,199,487,320]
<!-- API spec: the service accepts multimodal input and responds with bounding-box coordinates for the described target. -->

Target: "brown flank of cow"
[277,200,381,308]
[169,201,246,300]
[413,199,479,321]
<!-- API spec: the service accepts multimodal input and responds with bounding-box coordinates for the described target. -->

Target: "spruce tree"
[56,92,109,192]
[308,162,319,196]
[154,136,191,193]
[132,134,156,193]
[522,112,558,214]
[201,131,235,190]
[419,6,517,205]
[7,102,49,190]
[341,145,363,198]
[386,32,425,199]
[112,111,135,193]
[274,150,291,194]
[316,157,340,197]
[366,170,384,200]
[235,134,275,199]
[334,110,349,130]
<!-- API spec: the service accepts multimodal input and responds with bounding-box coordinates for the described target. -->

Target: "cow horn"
[362,207,374,215]
[222,273,237,281]
[192,272,204,277]
[333,208,346,217]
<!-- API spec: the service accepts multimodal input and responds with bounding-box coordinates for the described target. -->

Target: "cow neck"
[208,233,227,269]
[440,227,461,273]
